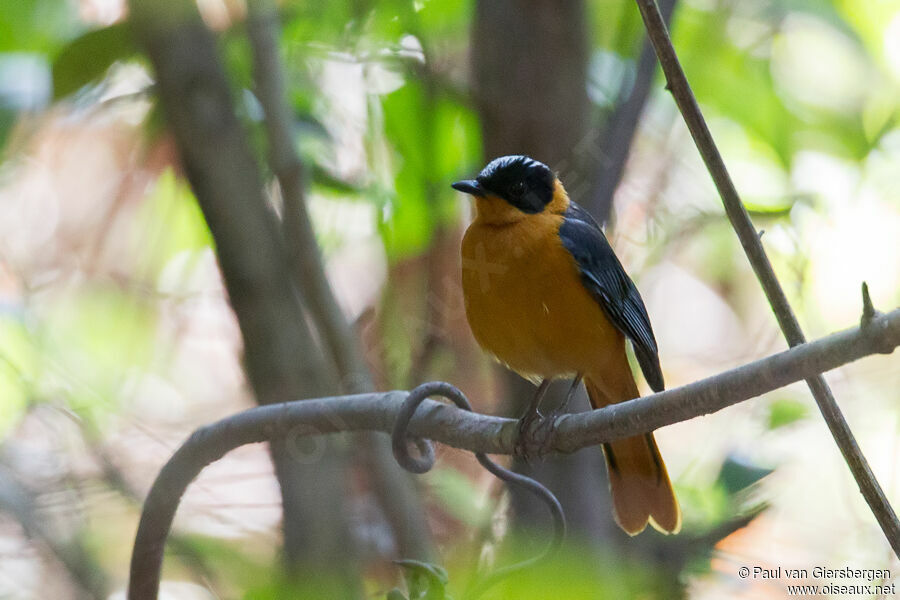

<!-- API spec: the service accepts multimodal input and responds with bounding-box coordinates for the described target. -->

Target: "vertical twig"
[245,0,435,561]
[633,0,900,556]
[246,0,359,385]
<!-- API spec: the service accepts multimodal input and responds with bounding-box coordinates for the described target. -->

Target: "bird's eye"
[510,182,526,197]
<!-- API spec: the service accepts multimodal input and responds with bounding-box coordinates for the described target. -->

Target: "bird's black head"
[452,155,555,214]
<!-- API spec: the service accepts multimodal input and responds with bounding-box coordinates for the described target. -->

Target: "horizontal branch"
[129,308,899,599]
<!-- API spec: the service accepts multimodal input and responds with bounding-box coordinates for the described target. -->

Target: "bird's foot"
[514,410,557,463]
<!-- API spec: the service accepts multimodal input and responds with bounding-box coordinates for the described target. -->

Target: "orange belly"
[461,214,625,382]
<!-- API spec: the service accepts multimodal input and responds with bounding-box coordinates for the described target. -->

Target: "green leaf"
[378,162,432,258]
[51,21,136,99]
[134,168,214,278]
[674,3,797,166]
[673,2,884,162]
[416,0,471,44]
[590,0,644,57]
[716,455,774,496]
[395,559,450,600]
[767,397,810,429]
[484,540,672,600]
[281,1,361,48]
[379,80,480,260]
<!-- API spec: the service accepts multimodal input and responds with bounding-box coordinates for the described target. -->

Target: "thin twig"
[246,0,354,384]
[128,308,900,599]
[634,0,900,557]
[0,466,109,600]
[245,0,435,562]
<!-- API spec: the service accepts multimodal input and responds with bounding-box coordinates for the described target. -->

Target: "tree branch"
[128,0,362,591]
[633,0,900,557]
[246,0,356,385]
[0,465,109,600]
[587,0,678,224]
[129,308,900,598]
[244,0,434,561]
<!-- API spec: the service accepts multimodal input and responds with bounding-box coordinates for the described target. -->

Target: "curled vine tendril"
[391,381,566,599]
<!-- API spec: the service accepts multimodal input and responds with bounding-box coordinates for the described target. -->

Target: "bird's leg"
[520,378,551,426]
[515,378,551,462]
[518,375,584,461]
[553,374,583,418]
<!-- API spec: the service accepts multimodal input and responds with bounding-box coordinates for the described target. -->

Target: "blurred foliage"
[766,397,810,429]
[379,80,480,258]
[0,316,34,434]
[471,541,673,600]
[424,466,494,528]
[716,455,773,497]
[392,559,451,600]
[51,21,136,99]
[0,0,78,55]
[137,168,214,275]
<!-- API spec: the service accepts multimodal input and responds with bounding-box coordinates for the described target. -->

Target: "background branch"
[586,0,678,224]
[128,0,361,593]
[634,0,900,556]
[129,308,900,598]
[245,0,434,561]
[0,465,108,600]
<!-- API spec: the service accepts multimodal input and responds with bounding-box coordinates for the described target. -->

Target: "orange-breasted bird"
[452,155,680,535]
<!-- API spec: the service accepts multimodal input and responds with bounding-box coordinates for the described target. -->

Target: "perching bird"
[452,155,680,535]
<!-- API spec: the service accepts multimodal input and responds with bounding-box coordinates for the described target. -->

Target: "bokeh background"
[0,0,898,598]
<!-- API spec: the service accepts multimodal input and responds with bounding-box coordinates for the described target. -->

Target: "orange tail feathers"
[585,376,681,535]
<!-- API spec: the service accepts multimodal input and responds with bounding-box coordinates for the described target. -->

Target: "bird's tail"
[585,375,681,535]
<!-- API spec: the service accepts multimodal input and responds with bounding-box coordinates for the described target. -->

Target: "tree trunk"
[471,0,613,546]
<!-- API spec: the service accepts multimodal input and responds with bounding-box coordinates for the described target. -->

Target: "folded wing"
[558,202,664,392]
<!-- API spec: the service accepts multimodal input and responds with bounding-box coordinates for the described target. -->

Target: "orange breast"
[461,213,624,382]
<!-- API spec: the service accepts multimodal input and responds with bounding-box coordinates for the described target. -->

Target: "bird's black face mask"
[452,155,555,214]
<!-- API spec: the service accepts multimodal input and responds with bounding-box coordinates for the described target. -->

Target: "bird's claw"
[514,410,557,463]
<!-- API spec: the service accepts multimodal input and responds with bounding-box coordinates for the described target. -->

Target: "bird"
[452,155,680,535]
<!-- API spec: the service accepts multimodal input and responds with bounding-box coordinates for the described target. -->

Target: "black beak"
[451,179,485,196]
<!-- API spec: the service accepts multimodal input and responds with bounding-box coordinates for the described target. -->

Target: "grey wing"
[559,202,664,392]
